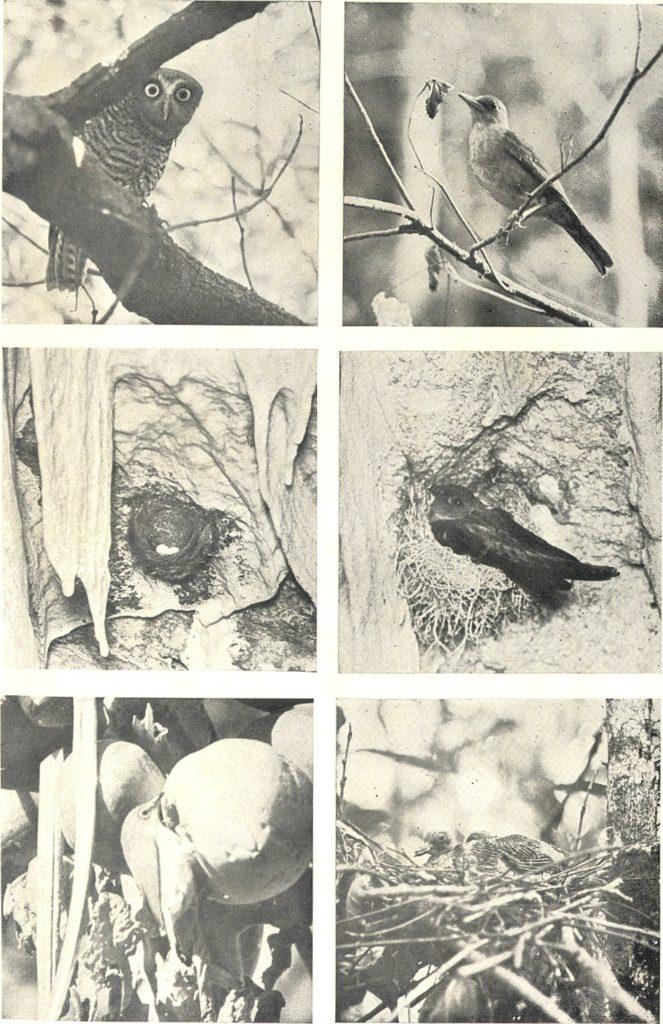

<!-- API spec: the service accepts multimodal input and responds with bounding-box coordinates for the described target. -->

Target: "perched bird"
[458,93,613,275]
[455,832,564,876]
[46,67,203,292]
[428,483,619,600]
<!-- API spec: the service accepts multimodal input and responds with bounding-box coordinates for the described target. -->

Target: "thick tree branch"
[3,94,303,325]
[44,2,269,130]
[344,196,605,327]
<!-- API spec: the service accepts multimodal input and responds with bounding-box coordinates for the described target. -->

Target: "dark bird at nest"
[428,483,619,600]
[458,92,613,276]
[456,832,564,875]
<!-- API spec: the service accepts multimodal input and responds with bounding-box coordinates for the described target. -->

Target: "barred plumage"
[454,831,563,876]
[46,67,203,293]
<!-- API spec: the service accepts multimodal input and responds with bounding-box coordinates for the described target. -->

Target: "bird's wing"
[498,835,559,869]
[433,508,580,593]
[501,129,571,204]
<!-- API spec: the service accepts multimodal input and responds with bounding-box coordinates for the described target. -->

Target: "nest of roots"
[395,493,530,654]
[336,820,660,1023]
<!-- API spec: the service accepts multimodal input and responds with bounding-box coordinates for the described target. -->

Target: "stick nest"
[336,820,659,1022]
[395,494,530,653]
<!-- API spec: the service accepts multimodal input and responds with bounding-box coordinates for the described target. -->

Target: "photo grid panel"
[335,698,660,1023]
[343,3,663,328]
[2,1,663,1023]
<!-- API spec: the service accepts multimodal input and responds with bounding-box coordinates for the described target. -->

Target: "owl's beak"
[162,96,172,122]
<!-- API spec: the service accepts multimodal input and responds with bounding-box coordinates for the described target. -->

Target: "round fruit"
[58,739,164,871]
[161,738,312,904]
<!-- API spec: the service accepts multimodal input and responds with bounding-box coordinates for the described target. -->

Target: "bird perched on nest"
[455,832,564,876]
[458,92,613,275]
[46,67,203,293]
[428,483,619,600]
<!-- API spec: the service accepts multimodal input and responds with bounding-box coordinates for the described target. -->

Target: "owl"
[46,67,203,292]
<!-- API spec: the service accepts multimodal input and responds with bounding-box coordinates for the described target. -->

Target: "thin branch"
[337,723,353,819]
[3,216,48,254]
[345,74,416,211]
[232,176,254,290]
[470,10,663,256]
[3,278,45,287]
[344,196,607,327]
[170,116,304,231]
[307,1,321,50]
[344,226,416,243]
[279,88,319,115]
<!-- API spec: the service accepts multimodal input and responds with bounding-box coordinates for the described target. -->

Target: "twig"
[344,196,607,327]
[232,176,254,291]
[344,75,416,210]
[307,1,320,50]
[344,226,417,243]
[470,9,663,256]
[338,723,353,818]
[3,278,45,287]
[169,116,304,231]
[279,88,319,115]
[3,216,48,254]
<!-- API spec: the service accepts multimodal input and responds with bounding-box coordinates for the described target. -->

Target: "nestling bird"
[46,67,203,292]
[429,483,619,600]
[454,832,564,876]
[458,93,613,275]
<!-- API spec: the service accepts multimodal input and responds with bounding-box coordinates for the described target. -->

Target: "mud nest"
[395,493,529,652]
[127,491,219,583]
[336,820,660,1022]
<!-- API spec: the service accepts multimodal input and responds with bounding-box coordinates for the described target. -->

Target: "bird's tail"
[571,560,619,582]
[558,207,613,276]
[46,226,86,292]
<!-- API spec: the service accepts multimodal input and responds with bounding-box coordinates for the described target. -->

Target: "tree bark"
[606,699,659,844]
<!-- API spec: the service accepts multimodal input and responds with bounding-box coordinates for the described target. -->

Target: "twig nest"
[127,492,217,583]
[18,696,72,729]
[161,738,312,904]
[59,739,164,871]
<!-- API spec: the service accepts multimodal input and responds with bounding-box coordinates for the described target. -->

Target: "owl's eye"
[144,82,161,99]
[175,86,192,103]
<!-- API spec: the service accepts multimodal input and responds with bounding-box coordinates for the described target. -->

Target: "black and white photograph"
[339,351,661,673]
[343,4,663,327]
[3,1,319,325]
[2,695,313,1022]
[3,347,316,670]
[336,698,660,1023]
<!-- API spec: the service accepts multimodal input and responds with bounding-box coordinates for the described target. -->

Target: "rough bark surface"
[606,699,659,845]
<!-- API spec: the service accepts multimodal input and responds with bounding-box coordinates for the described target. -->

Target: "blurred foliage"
[344,3,663,326]
[338,699,610,852]
[3,0,319,324]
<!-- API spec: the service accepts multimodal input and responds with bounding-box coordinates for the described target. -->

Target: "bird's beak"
[162,96,172,121]
[458,92,482,112]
